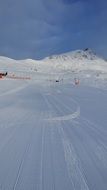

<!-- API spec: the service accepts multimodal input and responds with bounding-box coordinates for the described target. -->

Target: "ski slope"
[0,50,107,190]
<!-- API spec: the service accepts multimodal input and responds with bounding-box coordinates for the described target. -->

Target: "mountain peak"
[46,48,100,62]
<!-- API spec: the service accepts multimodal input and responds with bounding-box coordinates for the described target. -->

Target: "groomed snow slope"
[0,50,107,190]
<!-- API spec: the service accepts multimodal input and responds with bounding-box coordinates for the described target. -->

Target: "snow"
[0,50,107,190]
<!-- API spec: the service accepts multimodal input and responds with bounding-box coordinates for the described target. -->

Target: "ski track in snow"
[44,85,107,190]
[45,95,90,190]
[39,114,45,190]
[45,88,80,122]
[58,126,89,190]
[46,106,80,121]
[0,79,107,190]
[13,127,34,190]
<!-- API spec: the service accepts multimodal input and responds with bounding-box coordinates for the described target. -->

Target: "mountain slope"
[0,49,107,86]
[47,48,99,61]
[44,49,107,73]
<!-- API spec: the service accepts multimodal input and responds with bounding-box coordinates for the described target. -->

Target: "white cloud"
[0,0,107,59]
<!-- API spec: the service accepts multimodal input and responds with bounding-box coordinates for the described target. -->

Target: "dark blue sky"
[0,0,107,59]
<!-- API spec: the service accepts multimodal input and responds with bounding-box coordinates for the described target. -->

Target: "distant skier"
[74,78,80,85]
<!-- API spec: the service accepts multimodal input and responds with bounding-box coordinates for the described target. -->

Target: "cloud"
[0,0,107,59]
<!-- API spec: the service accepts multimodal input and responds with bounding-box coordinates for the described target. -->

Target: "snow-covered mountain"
[47,48,99,61]
[43,48,107,74]
[0,48,107,79]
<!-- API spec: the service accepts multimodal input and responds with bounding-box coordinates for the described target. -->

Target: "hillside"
[0,49,107,190]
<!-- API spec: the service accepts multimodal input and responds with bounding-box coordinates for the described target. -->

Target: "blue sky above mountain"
[0,0,107,59]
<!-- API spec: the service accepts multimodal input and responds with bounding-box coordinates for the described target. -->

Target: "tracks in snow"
[45,91,80,122]
[44,92,90,190]
[0,83,107,190]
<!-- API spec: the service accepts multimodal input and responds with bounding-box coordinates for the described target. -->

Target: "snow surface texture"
[0,49,107,190]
